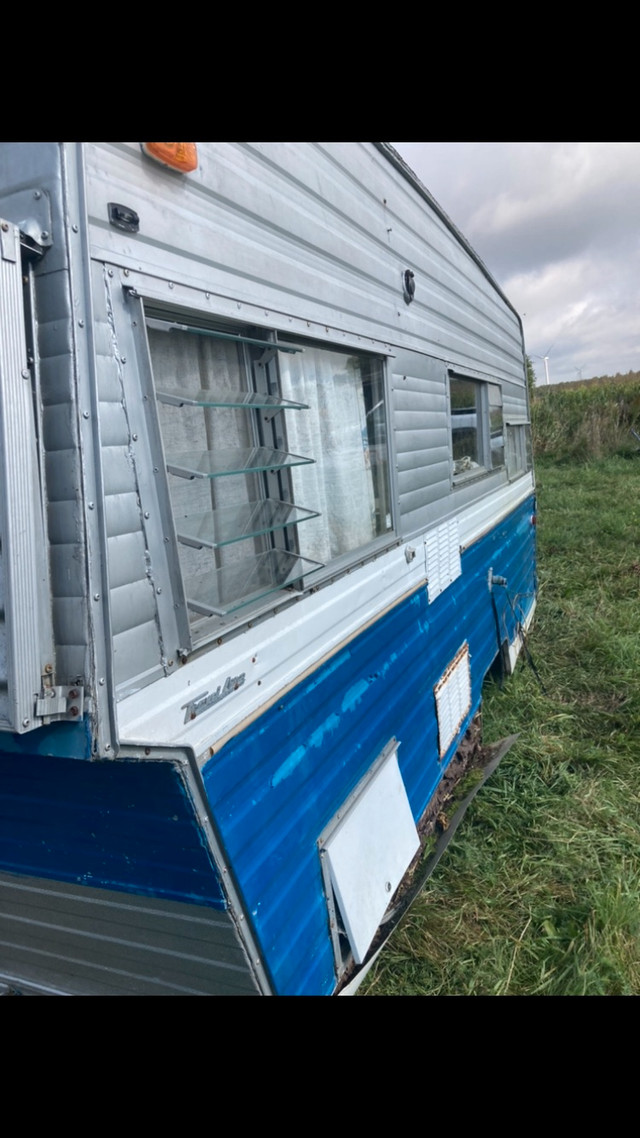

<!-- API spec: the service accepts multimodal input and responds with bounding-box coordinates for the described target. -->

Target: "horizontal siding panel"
[96,362,125,404]
[47,501,82,545]
[395,428,449,453]
[110,578,156,637]
[38,354,77,407]
[396,445,451,474]
[0,542,7,718]
[253,143,518,340]
[48,545,85,598]
[37,319,74,369]
[398,478,452,515]
[392,373,446,399]
[84,143,526,386]
[45,450,82,502]
[99,401,130,447]
[105,492,143,539]
[41,402,77,451]
[112,622,161,682]
[53,642,86,684]
[50,597,87,648]
[28,224,72,315]
[394,379,447,399]
[0,874,256,995]
[392,357,452,536]
[504,390,529,419]
[107,532,149,590]
[88,264,167,694]
[401,501,448,534]
[93,142,393,293]
[93,318,113,358]
[102,447,137,496]
[398,463,451,496]
[394,406,447,431]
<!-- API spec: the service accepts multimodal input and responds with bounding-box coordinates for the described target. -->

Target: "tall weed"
[532,379,640,461]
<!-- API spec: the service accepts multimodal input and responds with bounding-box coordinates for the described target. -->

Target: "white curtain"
[279,347,377,564]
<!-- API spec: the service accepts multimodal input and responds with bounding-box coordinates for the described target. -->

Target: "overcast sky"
[391,142,640,387]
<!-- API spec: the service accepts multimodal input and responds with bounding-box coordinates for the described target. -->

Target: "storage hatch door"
[321,744,419,966]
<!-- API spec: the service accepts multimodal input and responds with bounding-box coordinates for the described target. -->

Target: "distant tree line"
[541,369,640,392]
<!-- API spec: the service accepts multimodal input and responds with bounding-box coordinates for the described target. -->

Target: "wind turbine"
[534,344,554,386]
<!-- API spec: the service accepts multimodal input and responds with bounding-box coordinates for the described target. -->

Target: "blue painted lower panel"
[0,750,225,909]
[0,497,535,995]
[201,495,537,995]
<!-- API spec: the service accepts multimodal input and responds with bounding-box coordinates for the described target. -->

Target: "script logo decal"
[182,673,246,723]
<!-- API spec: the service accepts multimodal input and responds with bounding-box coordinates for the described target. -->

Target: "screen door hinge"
[35,684,85,723]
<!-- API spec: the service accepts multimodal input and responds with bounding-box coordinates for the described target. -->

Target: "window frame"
[504,419,533,481]
[138,302,396,650]
[448,371,505,485]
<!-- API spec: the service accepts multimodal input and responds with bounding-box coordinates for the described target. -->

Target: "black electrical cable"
[504,588,548,695]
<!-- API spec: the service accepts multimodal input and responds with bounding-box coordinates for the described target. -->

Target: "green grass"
[361,455,640,996]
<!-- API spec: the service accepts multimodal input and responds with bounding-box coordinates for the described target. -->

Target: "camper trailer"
[0,143,536,995]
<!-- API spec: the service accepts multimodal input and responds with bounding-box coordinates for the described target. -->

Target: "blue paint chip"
[272,745,307,787]
[341,679,370,713]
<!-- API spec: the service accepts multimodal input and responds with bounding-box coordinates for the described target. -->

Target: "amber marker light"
[141,143,198,173]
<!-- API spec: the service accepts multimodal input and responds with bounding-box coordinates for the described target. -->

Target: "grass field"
[361,452,640,996]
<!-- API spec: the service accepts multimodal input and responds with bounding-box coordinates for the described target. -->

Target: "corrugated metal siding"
[0,223,55,731]
[0,143,529,726]
[0,540,6,706]
[78,142,529,698]
[90,263,164,689]
[503,378,530,421]
[391,352,452,537]
[0,146,92,695]
[0,750,226,905]
[36,265,89,685]
[0,144,68,278]
[83,143,526,388]
[0,745,258,994]
[202,496,536,995]
[0,474,7,721]
[0,872,258,995]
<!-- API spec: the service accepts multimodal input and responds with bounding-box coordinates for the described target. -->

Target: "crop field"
[362,382,640,996]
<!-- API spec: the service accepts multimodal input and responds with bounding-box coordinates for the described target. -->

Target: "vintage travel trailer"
[0,143,536,995]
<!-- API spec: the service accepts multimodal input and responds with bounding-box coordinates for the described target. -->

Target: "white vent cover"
[425,518,461,603]
[434,642,471,758]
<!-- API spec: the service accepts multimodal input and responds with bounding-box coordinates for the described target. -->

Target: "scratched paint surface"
[0,751,225,907]
[202,496,536,994]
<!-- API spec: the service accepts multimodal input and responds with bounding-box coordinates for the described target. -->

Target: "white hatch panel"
[323,748,419,965]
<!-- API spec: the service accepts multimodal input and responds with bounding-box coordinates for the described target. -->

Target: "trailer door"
[0,221,53,733]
